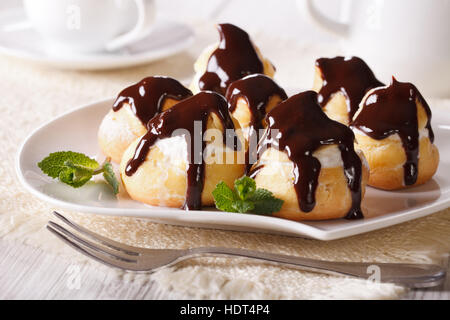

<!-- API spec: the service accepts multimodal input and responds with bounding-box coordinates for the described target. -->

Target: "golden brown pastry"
[225,74,287,141]
[250,91,369,221]
[312,56,384,126]
[98,76,192,163]
[120,91,246,209]
[351,77,439,190]
[190,23,275,95]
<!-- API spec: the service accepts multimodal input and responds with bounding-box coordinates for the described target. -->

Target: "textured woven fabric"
[1,28,449,299]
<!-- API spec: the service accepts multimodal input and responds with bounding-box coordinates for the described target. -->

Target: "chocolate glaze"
[113,76,193,126]
[226,74,287,172]
[199,23,264,95]
[252,91,364,219]
[316,56,384,122]
[125,91,238,210]
[351,77,434,186]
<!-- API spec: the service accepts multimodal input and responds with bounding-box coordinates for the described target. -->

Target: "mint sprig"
[102,161,119,195]
[38,151,119,194]
[212,176,283,215]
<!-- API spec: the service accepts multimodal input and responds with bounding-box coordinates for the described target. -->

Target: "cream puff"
[225,74,287,172]
[120,91,246,210]
[226,74,287,140]
[313,56,384,125]
[98,76,193,163]
[249,91,369,221]
[351,77,439,190]
[190,23,276,95]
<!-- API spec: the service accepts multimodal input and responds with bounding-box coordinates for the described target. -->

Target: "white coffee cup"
[23,0,156,54]
[300,0,450,98]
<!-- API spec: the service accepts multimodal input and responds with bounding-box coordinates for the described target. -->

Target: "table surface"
[1,240,449,300]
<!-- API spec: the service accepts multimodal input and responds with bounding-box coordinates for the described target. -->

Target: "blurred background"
[0,0,343,41]
[142,0,340,42]
[0,0,448,96]
[0,0,344,90]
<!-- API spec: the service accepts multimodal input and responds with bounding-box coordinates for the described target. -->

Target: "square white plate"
[16,97,450,240]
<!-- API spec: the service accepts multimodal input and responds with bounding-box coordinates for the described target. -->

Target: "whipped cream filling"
[313,145,344,168]
[352,127,430,141]
[154,135,188,164]
[153,135,243,166]
[100,107,145,144]
[154,136,353,171]
[258,145,348,171]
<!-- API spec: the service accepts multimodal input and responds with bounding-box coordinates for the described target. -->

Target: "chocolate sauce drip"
[248,164,264,181]
[351,78,434,186]
[226,74,287,172]
[125,91,238,210]
[316,56,384,121]
[199,23,264,95]
[113,76,193,125]
[257,91,363,219]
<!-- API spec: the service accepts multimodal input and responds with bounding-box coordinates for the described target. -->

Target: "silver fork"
[47,211,446,288]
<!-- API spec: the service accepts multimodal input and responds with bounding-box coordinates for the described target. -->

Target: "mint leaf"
[38,151,119,195]
[234,176,256,200]
[102,161,119,194]
[38,152,98,188]
[231,199,255,213]
[58,164,93,188]
[212,181,238,212]
[249,188,284,215]
[212,177,284,215]
[38,151,99,178]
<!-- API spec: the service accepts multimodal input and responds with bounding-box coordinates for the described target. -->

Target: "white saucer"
[0,7,195,70]
[15,92,450,240]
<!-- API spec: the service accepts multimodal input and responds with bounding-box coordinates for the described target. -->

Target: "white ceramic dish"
[0,7,194,70]
[16,96,450,240]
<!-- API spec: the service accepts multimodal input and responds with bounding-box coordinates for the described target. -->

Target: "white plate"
[16,97,450,240]
[0,8,194,70]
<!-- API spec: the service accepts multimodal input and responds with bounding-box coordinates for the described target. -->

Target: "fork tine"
[46,224,139,271]
[46,224,140,270]
[48,221,138,263]
[46,222,143,272]
[52,211,140,256]
[48,221,137,262]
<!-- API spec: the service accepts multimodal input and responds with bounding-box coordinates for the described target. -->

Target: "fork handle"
[187,247,445,288]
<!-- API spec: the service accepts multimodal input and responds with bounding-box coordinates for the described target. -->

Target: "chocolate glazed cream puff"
[351,77,439,190]
[225,74,287,172]
[120,91,246,210]
[98,76,193,163]
[313,56,384,125]
[190,23,276,95]
[249,91,369,221]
